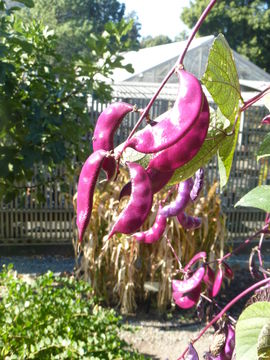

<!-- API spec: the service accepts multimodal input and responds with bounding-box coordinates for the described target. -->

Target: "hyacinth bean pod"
[76,150,107,242]
[224,324,235,359]
[108,162,153,238]
[222,262,234,279]
[173,283,202,309]
[184,251,207,272]
[133,205,167,244]
[185,344,199,360]
[125,69,203,154]
[190,168,205,201]
[177,212,202,230]
[160,178,194,217]
[147,95,209,172]
[92,102,134,180]
[212,267,224,297]
[261,114,270,124]
[203,265,215,296]
[119,168,174,200]
[172,267,205,294]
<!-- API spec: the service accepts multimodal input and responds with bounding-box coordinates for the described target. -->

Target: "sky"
[122,0,191,40]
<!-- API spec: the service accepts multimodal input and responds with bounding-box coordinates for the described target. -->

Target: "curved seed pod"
[173,283,201,309]
[125,69,203,153]
[119,168,174,200]
[177,212,202,230]
[185,343,199,360]
[133,205,167,244]
[184,251,207,272]
[160,178,194,217]
[93,102,133,180]
[190,168,205,201]
[147,95,209,171]
[212,267,224,298]
[249,248,262,280]
[203,265,215,288]
[76,150,107,242]
[224,324,235,359]
[222,262,234,279]
[261,114,270,124]
[108,162,153,238]
[172,267,205,294]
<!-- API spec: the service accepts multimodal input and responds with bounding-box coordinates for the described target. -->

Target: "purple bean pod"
[119,168,174,200]
[160,178,194,217]
[172,267,205,294]
[212,266,224,298]
[185,344,199,360]
[147,94,209,171]
[177,212,202,230]
[184,251,207,272]
[133,205,167,244]
[222,262,234,280]
[224,324,235,359]
[93,102,133,180]
[125,69,203,154]
[190,168,205,201]
[173,283,202,309]
[261,114,270,124]
[203,265,215,297]
[76,150,107,242]
[108,162,153,238]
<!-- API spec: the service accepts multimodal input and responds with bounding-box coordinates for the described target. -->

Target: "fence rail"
[0,97,268,246]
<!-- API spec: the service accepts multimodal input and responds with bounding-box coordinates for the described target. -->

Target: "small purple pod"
[172,267,205,294]
[222,262,234,279]
[185,344,199,360]
[261,114,270,124]
[160,178,194,217]
[76,150,107,242]
[177,212,202,230]
[212,267,224,298]
[184,251,207,272]
[133,205,167,244]
[224,324,235,359]
[173,283,202,309]
[119,168,174,200]
[190,168,204,201]
[108,162,153,238]
[125,69,203,154]
[93,102,133,180]
[147,95,209,172]
[203,265,215,297]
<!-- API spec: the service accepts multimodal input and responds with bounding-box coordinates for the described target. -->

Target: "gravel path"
[0,255,75,274]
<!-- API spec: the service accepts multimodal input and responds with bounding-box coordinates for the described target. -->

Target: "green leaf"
[258,322,270,360]
[257,133,270,161]
[202,33,243,187]
[235,185,270,212]
[202,33,243,123]
[236,302,270,360]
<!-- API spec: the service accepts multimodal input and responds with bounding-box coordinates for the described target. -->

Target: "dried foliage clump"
[73,170,226,314]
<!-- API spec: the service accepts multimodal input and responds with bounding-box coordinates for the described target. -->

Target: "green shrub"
[0,265,143,359]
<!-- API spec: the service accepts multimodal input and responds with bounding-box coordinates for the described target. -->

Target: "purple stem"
[177,0,217,65]
[200,293,236,324]
[241,86,270,112]
[177,277,270,360]
[117,0,217,158]
[166,236,183,271]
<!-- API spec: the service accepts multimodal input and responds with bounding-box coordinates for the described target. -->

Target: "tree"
[0,0,133,202]
[181,0,270,72]
[140,35,172,48]
[21,0,141,59]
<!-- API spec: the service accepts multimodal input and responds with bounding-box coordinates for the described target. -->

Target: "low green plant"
[0,265,143,359]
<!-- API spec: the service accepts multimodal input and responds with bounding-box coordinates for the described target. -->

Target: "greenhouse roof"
[111,36,270,84]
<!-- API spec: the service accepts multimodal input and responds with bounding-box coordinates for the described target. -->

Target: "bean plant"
[75,0,270,359]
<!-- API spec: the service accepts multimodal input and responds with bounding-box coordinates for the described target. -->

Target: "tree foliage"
[140,35,172,48]
[21,0,141,58]
[181,0,270,72]
[0,0,133,202]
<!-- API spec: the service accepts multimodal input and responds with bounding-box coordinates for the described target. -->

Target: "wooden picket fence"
[0,98,268,246]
